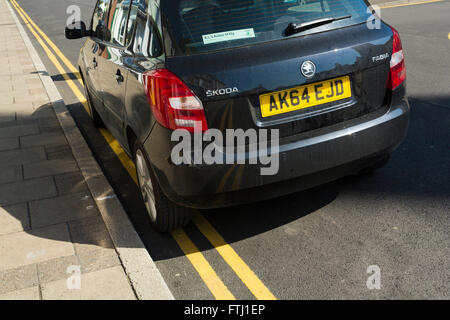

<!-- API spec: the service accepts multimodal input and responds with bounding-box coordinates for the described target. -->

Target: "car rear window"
[161,0,370,56]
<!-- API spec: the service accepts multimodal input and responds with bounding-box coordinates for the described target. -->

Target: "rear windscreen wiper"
[285,15,352,36]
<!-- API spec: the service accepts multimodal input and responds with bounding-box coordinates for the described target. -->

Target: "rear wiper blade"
[285,15,352,36]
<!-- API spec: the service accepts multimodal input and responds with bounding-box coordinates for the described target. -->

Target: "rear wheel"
[82,78,103,127]
[134,141,191,232]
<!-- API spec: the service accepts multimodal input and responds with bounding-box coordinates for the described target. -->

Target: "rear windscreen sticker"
[202,28,255,45]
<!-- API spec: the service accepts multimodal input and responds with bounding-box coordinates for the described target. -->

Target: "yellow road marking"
[99,127,138,183]
[171,229,235,300]
[12,0,275,300]
[448,32,450,40]
[11,0,237,300]
[11,0,82,85]
[11,0,137,199]
[380,0,442,9]
[10,0,85,107]
[192,212,277,300]
[10,0,136,186]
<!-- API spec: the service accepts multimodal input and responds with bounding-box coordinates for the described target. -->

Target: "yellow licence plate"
[259,76,352,118]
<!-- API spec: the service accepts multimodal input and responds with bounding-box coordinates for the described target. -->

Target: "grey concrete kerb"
[5,0,174,300]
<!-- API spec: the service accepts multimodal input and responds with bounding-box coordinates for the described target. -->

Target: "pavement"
[1,0,449,300]
[0,0,172,300]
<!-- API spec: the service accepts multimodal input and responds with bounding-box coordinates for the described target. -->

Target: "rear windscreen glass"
[161,0,370,56]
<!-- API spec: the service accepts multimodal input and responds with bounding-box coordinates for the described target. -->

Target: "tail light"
[387,27,406,90]
[143,69,208,132]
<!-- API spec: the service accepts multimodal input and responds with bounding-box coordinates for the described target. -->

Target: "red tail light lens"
[143,69,208,132]
[387,27,406,90]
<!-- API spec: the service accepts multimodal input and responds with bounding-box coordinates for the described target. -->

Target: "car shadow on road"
[156,95,450,259]
[50,72,82,82]
[1,95,449,264]
[40,95,450,260]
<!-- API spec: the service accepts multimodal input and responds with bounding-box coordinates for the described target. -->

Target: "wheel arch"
[126,126,138,157]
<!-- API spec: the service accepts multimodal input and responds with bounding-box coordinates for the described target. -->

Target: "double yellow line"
[9,0,275,300]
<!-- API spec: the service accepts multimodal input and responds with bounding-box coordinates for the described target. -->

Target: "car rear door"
[123,0,164,146]
[97,0,135,146]
[83,0,111,113]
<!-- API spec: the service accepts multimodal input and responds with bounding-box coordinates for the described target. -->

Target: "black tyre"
[133,141,191,232]
[82,78,104,127]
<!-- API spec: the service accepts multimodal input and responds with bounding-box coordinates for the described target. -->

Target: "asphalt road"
[12,0,450,299]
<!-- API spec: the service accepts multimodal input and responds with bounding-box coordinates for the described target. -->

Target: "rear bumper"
[144,97,410,209]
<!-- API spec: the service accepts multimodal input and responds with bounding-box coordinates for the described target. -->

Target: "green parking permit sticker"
[202,28,255,45]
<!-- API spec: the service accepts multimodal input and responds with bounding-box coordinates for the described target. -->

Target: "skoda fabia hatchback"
[67,0,409,231]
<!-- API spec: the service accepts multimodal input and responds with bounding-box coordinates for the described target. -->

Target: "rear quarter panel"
[124,56,165,151]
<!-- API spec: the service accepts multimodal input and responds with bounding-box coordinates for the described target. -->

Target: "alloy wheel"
[135,149,157,222]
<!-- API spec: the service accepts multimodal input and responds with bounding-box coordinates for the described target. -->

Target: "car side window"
[124,0,140,45]
[131,0,162,57]
[107,0,132,46]
[91,0,112,40]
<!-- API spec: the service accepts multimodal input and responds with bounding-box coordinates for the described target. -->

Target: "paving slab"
[0,137,18,151]
[0,223,74,271]
[0,203,29,235]
[0,146,46,166]
[38,117,62,133]
[68,216,121,274]
[77,248,121,275]
[37,255,80,284]
[16,104,55,119]
[23,158,78,179]
[0,286,40,300]
[46,144,74,160]
[20,131,67,148]
[29,192,98,228]
[0,112,15,123]
[0,93,13,105]
[54,171,89,195]
[0,176,57,206]
[41,266,136,300]
[0,264,38,295]
[0,123,39,138]
[0,118,36,129]
[0,164,22,184]
[68,216,115,252]
[12,107,36,118]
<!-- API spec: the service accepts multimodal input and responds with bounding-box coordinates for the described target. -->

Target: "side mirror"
[65,21,89,39]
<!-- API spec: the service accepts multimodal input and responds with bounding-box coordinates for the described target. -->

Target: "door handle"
[115,70,124,83]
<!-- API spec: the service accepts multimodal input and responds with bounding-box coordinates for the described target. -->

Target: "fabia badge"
[301,61,316,78]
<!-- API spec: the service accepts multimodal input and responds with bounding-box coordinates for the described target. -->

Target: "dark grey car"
[66,0,409,231]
